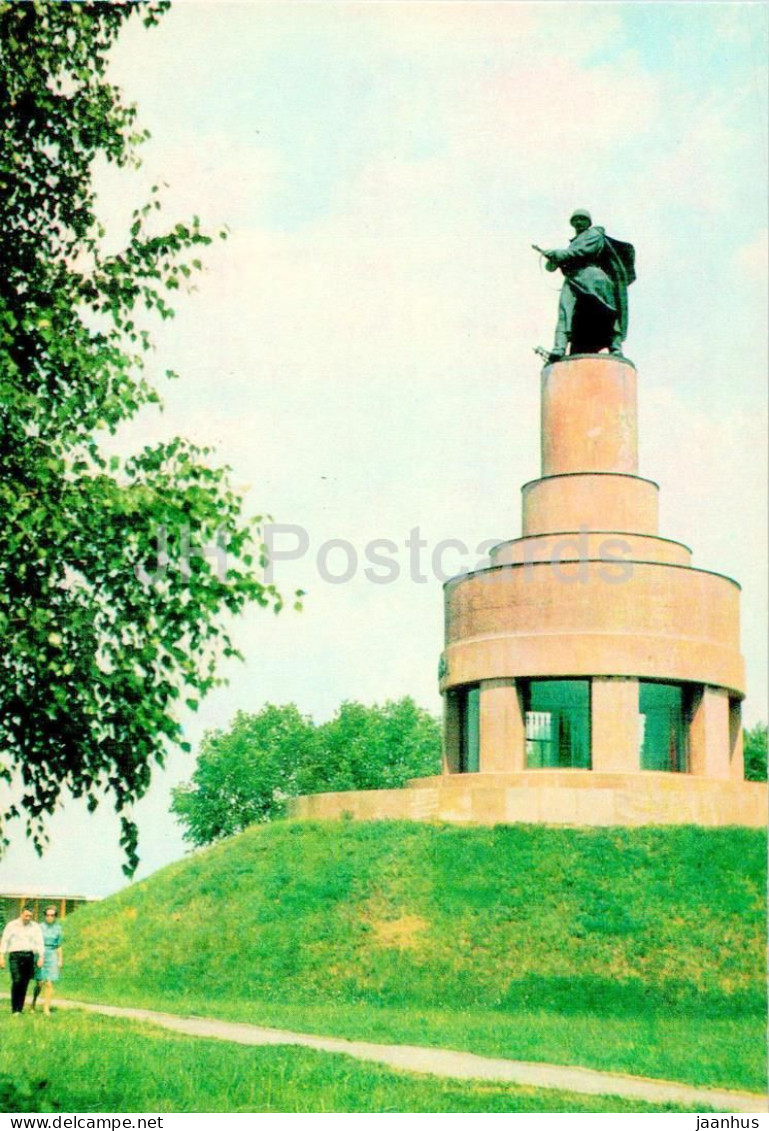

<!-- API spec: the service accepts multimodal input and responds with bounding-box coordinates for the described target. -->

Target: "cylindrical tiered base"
[439,354,753,812]
[442,560,744,694]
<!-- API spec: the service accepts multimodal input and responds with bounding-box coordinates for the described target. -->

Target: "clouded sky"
[1,1,766,897]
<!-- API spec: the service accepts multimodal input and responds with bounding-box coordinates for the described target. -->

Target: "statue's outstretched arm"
[551,226,604,265]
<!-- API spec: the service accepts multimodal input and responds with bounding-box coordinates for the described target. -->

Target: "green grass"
[0,1010,716,1113]
[62,821,767,1093]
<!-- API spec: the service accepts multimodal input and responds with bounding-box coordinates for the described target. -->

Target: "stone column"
[689,686,731,779]
[591,677,640,773]
[729,697,745,782]
[479,678,525,772]
[541,355,638,476]
[442,691,460,775]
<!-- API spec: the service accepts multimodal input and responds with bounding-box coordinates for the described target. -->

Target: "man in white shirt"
[0,906,44,1014]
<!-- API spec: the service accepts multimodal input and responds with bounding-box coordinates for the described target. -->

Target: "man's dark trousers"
[9,952,35,1013]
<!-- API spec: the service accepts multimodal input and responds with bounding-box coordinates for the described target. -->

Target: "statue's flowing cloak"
[555,226,636,339]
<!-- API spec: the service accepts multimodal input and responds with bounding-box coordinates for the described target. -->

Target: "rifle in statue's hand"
[533,244,560,273]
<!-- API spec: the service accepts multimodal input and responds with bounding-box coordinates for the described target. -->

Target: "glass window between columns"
[524,680,591,769]
[638,681,688,772]
[458,685,480,773]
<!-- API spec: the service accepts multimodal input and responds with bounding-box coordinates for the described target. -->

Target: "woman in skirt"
[32,906,63,1016]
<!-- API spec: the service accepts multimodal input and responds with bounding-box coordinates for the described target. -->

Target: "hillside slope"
[63,821,766,1089]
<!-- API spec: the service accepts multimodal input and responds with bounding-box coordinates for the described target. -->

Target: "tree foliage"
[170,705,316,845]
[743,722,767,783]
[308,698,442,793]
[170,698,442,847]
[0,2,286,871]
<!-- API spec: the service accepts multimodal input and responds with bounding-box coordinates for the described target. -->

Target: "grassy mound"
[63,821,767,1090]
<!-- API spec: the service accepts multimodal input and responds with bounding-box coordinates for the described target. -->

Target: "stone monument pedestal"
[290,354,766,829]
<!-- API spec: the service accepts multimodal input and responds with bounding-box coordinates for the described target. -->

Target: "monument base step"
[288,771,767,828]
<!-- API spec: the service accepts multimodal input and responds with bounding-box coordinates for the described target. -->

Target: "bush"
[744,722,768,782]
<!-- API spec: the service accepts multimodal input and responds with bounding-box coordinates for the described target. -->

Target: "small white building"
[0,888,98,925]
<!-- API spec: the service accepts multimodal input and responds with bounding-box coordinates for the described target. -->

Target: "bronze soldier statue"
[534,209,635,363]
